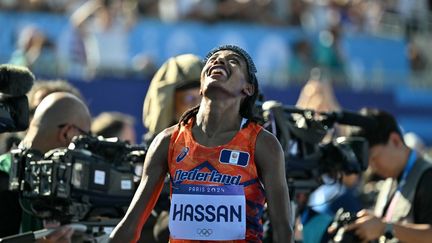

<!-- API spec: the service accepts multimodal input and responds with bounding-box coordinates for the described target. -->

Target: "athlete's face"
[201,50,254,98]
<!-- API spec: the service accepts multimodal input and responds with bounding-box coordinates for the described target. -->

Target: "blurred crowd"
[1,0,432,87]
[1,0,431,32]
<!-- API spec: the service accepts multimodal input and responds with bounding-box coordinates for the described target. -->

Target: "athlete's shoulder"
[256,126,277,140]
[256,128,283,153]
[242,121,264,134]
[161,124,178,137]
[147,125,178,150]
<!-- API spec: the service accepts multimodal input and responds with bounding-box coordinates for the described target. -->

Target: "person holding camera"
[342,108,432,243]
[109,45,294,243]
[0,92,91,241]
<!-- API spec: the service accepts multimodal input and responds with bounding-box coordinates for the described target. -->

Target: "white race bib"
[169,184,246,241]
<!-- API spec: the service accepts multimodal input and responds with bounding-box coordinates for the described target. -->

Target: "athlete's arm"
[255,129,294,243]
[109,127,173,243]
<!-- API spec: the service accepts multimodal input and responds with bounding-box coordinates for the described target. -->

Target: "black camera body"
[0,96,30,133]
[257,101,376,243]
[8,135,146,222]
[0,64,35,133]
[259,101,369,188]
[329,208,361,243]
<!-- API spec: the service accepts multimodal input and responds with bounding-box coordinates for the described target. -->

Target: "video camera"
[8,135,147,223]
[328,208,360,243]
[258,101,375,191]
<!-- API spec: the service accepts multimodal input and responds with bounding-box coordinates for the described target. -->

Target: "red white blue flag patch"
[219,149,249,167]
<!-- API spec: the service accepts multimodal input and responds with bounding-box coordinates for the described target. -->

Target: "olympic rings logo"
[196,228,213,237]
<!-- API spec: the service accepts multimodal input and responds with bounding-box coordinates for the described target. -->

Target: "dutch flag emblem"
[219,149,249,167]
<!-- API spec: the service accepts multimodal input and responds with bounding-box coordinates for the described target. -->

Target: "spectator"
[9,25,58,77]
[92,111,137,144]
[27,79,84,119]
[69,0,136,78]
[315,25,346,85]
[158,0,216,23]
[289,39,317,83]
[142,53,202,145]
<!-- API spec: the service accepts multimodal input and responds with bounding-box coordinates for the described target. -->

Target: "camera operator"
[342,108,432,243]
[0,92,91,241]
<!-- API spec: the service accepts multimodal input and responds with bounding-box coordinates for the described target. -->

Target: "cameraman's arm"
[109,128,172,243]
[348,169,432,242]
[35,225,74,243]
[390,223,432,243]
[347,211,432,243]
[255,129,294,243]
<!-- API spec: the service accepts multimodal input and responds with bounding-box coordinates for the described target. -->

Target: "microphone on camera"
[330,110,378,129]
[0,64,35,97]
[0,64,35,132]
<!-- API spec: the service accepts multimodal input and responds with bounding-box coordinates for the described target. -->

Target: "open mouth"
[207,65,230,78]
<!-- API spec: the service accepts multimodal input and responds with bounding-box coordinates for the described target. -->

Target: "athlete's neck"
[195,98,242,138]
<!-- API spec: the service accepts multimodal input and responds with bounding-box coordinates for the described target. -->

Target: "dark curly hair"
[179,45,260,125]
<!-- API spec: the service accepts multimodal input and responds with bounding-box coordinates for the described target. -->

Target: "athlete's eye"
[207,56,217,64]
[229,58,240,65]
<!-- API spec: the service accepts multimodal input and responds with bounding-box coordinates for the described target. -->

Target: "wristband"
[384,223,394,239]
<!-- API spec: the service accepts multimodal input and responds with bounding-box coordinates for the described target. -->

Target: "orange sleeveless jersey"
[167,119,266,243]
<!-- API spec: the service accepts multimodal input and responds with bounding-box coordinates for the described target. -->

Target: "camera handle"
[0,224,86,243]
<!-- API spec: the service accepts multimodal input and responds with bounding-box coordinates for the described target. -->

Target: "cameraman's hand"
[345,210,385,242]
[36,226,74,243]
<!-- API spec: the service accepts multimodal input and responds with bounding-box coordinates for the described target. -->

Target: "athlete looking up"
[109,45,294,243]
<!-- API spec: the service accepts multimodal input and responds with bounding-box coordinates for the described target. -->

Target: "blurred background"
[1,0,431,146]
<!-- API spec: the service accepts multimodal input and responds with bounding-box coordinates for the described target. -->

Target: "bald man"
[0,92,91,239]
[21,91,91,153]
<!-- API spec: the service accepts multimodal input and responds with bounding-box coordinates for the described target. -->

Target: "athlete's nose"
[213,55,227,65]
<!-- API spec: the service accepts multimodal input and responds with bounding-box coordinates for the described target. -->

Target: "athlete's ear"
[242,83,255,96]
